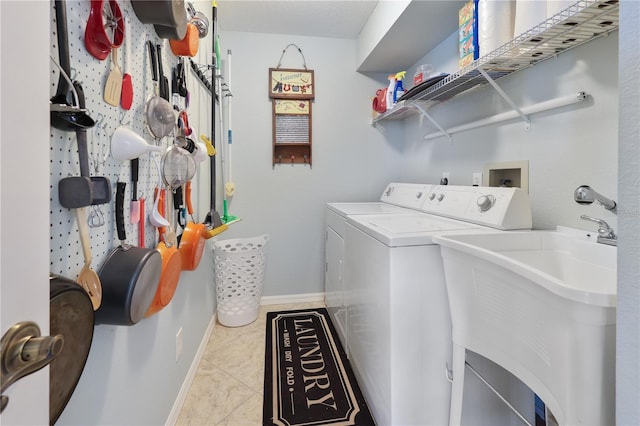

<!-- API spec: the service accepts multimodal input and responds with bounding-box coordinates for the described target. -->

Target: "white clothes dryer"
[325,183,434,352]
[343,185,532,426]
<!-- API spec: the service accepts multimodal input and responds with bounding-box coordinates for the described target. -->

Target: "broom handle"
[209,1,218,212]
[227,49,233,183]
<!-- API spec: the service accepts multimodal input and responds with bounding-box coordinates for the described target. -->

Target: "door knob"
[0,321,64,413]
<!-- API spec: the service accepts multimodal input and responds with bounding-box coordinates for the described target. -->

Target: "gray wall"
[215,31,403,297]
[214,23,621,300]
[51,1,218,424]
[397,31,618,233]
[617,1,640,424]
[57,250,216,425]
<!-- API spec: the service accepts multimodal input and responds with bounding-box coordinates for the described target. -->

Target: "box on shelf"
[459,0,479,68]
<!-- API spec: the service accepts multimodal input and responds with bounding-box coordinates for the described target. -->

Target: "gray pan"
[96,182,162,325]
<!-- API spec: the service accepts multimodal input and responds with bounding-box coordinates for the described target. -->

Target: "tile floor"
[176,301,325,426]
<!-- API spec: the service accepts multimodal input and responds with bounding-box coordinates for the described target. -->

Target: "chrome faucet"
[580,215,617,246]
[574,185,617,246]
[574,185,617,213]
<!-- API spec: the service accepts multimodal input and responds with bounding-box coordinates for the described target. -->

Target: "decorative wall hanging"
[270,44,314,167]
[269,68,314,100]
[272,99,312,166]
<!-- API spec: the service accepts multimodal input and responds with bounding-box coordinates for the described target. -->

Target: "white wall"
[215,31,402,296]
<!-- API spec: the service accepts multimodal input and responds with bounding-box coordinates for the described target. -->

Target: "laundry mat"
[263,308,375,426]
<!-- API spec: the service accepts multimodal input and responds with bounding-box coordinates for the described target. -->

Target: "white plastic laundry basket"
[213,234,269,327]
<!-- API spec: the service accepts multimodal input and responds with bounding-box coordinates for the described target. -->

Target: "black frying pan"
[96,183,162,325]
[49,274,94,424]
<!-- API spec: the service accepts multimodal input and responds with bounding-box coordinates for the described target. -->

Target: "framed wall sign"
[269,68,314,100]
[269,45,314,167]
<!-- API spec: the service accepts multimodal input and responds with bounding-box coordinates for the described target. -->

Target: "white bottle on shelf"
[386,74,396,110]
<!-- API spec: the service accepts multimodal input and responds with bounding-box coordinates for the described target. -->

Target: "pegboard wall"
[49,0,211,277]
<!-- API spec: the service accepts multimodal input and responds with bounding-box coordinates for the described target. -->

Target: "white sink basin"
[434,226,616,307]
[433,227,616,426]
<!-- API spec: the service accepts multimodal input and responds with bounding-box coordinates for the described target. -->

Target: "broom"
[216,38,239,225]
[203,0,227,238]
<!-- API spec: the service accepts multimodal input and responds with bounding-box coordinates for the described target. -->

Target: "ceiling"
[216,1,379,40]
[215,0,465,72]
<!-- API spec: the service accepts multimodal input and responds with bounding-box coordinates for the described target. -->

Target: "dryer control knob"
[437,193,445,202]
[428,193,436,201]
[477,194,495,212]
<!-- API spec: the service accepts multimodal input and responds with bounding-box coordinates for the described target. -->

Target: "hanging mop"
[203,0,227,238]
[225,48,236,198]
[219,47,239,225]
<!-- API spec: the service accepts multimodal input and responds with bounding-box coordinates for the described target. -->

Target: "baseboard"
[165,311,218,426]
[260,292,325,306]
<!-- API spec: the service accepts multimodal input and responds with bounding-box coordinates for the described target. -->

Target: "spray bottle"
[386,74,396,110]
[393,71,406,103]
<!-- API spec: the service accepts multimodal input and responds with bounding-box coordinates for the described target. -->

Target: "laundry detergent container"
[213,235,269,326]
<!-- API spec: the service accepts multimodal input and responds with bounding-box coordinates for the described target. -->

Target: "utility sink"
[433,227,616,426]
[434,226,616,307]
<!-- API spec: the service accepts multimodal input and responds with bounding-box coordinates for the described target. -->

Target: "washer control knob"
[428,193,436,201]
[416,192,423,199]
[477,194,496,212]
[437,193,445,202]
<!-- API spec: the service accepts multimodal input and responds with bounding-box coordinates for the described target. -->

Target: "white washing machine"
[325,183,434,353]
[344,185,532,426]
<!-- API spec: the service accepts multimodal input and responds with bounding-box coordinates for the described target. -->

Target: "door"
[1,1,51,423]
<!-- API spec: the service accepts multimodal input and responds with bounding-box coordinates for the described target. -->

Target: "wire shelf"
[372,0,619,123]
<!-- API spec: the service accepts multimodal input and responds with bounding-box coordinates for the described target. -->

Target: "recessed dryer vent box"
[483,160,529,192]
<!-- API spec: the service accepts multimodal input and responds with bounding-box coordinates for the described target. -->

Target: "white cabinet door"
[324,226,347,350]
[324,226,344,309]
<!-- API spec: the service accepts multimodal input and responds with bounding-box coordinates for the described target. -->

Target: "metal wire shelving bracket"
[370,0,619,140]
[413,102,452,143]
[477,67,530,130]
